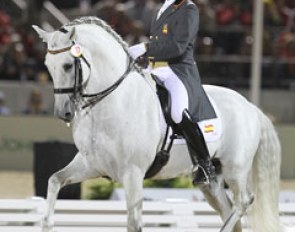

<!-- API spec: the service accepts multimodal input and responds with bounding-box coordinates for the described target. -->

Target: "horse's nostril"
[65,112,72,119]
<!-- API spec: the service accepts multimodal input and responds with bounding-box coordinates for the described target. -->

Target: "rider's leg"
[178,109,216,184]
[152,67,215,185]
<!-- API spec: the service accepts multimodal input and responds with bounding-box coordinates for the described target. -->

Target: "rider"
[128,0,216,185]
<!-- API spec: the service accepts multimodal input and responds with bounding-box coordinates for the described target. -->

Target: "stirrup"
[192,165,210,185]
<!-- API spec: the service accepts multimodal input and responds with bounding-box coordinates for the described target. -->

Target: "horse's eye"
[63,63,73,72]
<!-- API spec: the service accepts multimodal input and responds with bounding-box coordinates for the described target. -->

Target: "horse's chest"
[73,129,122,169]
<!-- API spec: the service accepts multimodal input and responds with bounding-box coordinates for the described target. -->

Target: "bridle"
[47,39,135,110]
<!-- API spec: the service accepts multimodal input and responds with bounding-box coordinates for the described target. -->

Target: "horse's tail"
[249,110,284,232]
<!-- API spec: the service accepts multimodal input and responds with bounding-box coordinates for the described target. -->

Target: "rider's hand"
[128,43,147,60]
[137,56,149,69]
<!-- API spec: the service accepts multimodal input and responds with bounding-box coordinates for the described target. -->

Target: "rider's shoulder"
[183,0,198,11]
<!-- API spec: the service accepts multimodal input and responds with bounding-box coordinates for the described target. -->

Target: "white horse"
[33,16,284,232]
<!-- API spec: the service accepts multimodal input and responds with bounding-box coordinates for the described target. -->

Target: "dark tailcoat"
[146,0,216,122]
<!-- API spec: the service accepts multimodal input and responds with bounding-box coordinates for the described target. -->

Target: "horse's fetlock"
[42,218,54,232]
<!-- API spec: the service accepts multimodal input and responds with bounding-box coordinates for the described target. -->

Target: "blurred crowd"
[0,10,47,82]
[0,0,295,87]
[0,88,49,116]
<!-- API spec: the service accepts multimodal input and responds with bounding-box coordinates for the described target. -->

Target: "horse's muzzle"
[55,100,75,123]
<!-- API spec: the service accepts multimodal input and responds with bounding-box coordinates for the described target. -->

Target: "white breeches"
[151,66,189,124]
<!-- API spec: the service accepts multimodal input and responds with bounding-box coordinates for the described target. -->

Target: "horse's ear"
[32,25,52,43]
[69,27,76,41]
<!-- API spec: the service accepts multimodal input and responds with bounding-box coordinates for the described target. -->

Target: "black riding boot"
[178,110,216,185]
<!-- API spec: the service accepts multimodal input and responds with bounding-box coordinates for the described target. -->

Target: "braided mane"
[62,16,142,74]
[63,16,129,54]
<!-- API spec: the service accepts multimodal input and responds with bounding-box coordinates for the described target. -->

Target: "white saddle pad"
[196,96,222,143]
[164,96,222,144]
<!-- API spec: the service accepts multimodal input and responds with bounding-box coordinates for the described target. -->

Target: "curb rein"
[47,41,135,110]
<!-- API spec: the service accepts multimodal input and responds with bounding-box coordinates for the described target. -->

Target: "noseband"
[47,38,135,109]
[48,43,90,100]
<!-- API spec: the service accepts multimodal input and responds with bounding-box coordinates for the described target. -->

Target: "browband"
[47,46,72,55]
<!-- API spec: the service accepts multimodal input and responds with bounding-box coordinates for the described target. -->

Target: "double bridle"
[47,40,135,109]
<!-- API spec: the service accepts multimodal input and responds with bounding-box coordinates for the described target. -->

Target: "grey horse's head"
[33,25,91,122]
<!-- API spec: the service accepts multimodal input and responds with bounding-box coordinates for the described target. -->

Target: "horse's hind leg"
[219,168,254,232]
[199,174,243,232]
[42,152,97,232]
[122,166,145,232]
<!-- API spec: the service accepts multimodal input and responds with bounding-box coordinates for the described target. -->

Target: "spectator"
[264,0,283,26]
[215,0,238,26]
[277,31,295,79]
[237,0,252,26]
[1,43,27,81]
[279,0,295,30]
[0,10,11,45]
[123,0,159,36]
[196,0,216,32]
[22,89,48,115]
[215,0,245,55]
[97,5,132,38]
[0,91,11,115]
[124,20,148,45]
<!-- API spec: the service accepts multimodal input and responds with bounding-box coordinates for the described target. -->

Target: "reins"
[48,34,135,109]
[81,57,135,109]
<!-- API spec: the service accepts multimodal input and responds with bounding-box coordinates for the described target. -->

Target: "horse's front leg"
[122,166,145,232]
[42,152,97,232]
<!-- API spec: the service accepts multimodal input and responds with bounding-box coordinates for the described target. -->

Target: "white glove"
[128,43,147,59]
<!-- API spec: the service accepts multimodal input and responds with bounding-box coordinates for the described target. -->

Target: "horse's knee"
[48,171,66,189]
[48,174,59,186]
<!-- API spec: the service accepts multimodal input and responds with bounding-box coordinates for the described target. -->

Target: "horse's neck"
[73,70,162,152]
[76,25,161,125]
[78,25,128,94]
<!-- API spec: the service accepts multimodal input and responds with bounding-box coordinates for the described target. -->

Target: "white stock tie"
[156,0,176,20]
